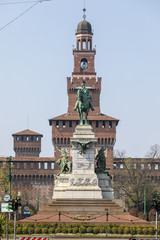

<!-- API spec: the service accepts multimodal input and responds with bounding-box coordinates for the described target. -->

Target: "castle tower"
[49,10,119,173]
[12,129,43,157]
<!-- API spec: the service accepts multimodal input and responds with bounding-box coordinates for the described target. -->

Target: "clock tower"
[49,10,119,173]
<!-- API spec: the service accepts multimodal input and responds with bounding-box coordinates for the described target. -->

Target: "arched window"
[82,39,86,49]
[88,40,91,50]
[78,40,80,50]
[81,58,88,69]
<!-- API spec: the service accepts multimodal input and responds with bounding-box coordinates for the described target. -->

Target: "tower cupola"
[77,20,92,34]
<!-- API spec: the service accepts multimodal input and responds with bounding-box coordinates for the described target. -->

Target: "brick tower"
[49,10,119,172]
[12,129,43,157]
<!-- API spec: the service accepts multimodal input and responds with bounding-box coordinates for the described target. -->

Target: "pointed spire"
[83,8,86,20]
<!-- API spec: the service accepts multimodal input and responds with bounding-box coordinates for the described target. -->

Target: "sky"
[0,0,160,158]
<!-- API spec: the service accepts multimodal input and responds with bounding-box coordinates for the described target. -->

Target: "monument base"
[40,198,125,215]
[53,173,102,199]
[97,173,114,199]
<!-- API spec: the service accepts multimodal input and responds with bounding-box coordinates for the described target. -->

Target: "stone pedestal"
[53,125,114,200]
[66,125,102,199]
[97,173,114,199]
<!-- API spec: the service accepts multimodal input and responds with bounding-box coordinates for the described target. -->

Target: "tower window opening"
[82,39,86,49]
[26,136,29,141]
[88,40,91,50]
[21,136,24,141]
[31,136,33,141]
[105,138,107,144]
[155,164,158,170]
[109,121,112,128]
[120,163,123,169]
[16,136,19,141]
[102,121,105,128]
[81,58,88,69]
[63,120,66,128]
[51,162,54,169]
[69,121,72,127]
[61,138,63,144]
[78,40,80,50]
[36,136,39,141]
[141,164,144,170]
[96,121,99,128]
[133,163,137,169]
[38,162,41,169]
[148,163,151,170]
[44,162,48,169]
[56,120,59,127]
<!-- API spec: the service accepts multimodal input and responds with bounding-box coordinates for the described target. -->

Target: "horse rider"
[74,82,94,111]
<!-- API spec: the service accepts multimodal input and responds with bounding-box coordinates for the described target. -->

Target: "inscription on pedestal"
[70,178,98,186]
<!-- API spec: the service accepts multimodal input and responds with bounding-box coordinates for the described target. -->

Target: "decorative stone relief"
[70,178,97,186]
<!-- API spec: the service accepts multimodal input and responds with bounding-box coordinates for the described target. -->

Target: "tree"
[113,157,160,213]
[114,149,126,158]
[145,144,160,158]
[0,214,5,240]
[0,158,10,195]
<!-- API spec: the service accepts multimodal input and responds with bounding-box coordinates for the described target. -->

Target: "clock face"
[2,193,11,202]
[81,58,88,69]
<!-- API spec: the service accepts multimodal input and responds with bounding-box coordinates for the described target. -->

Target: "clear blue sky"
[0,0,160,158]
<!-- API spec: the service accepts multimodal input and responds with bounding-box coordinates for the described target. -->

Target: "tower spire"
[83,7,86,20]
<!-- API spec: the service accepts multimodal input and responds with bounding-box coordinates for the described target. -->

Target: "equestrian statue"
[74,82,94,125]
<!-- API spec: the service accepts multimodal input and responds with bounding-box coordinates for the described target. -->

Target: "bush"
[106,226,111,233]
[148,227,155,235]
[136,228,142,234]
[22,227,28,234]
[34,227,42,234]
[62,227,68,234]
[80,226,86,233]
[86,226,93,233]
[124,227,130,234]
[49,227,55,234]
[9,227,14,234]
[118,226,124,234]
[93,226,99,234]
[143,227,148,235]
[67,227,72,233]
[55,227,62,233]
[16,227,22,234]
[28,227,34,234]
[131,227,136,235]
[42,227,48,234]
[99,226,105,233]
[72,227,79,234]
[112,226,118,234]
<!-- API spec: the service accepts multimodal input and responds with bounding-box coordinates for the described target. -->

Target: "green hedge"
[6,223,159,236]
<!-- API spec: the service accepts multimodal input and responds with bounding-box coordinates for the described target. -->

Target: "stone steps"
[39,199,126,215]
